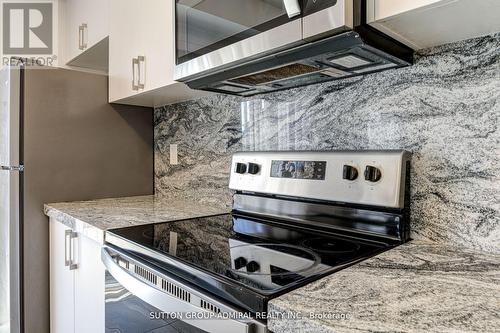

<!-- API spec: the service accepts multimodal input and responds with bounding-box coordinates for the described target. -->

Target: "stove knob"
[342,165,358,181]
[247,163,260,175]
[234,257,247,270]
[364,165,382,182]
[235,162,247,174]
[246,261,260,273]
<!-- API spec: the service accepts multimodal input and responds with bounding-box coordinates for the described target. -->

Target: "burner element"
[301,237,361,254]
[229,242,321,277]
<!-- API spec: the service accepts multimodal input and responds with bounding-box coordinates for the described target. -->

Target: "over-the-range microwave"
[173,0,414,97]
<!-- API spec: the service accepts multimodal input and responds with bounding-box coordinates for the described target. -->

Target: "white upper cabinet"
[137,0,174,93]
[108,0,207,107]
[367,0,500,49]
[108,0,138,101]
[64,0,109,71]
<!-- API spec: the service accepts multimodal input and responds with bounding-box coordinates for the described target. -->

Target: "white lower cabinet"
[49,218,75,333]
[49,218,104,333]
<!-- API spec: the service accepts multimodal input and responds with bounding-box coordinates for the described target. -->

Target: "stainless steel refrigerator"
[0,64,153,333]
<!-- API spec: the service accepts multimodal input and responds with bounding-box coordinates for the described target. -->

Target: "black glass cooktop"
[107,213,392,313]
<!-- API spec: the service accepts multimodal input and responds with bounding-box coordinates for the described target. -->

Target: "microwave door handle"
[283,0,301,18]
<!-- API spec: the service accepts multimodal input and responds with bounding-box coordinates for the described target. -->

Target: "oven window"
[176,0,294,64]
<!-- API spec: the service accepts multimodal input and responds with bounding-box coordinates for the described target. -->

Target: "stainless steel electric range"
[102,151,411,333]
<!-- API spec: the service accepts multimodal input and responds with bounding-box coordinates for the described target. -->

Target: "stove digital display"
[270,160,326,180]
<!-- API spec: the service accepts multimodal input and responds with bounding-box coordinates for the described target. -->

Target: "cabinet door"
[138,0,175,92]
[108,0,204,106]
[64,0,109,64]
[74,235,105,333]
[49,218,75,333]
[65,0,87,61]
[85,0,109,49]
[109,0,140,102]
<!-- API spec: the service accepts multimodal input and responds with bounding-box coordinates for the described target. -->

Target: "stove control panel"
[229,151,410,208]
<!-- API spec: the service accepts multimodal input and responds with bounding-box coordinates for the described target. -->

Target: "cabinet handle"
[132,57,139,91]
[65,230,78,270]
[64,229,71,266]
[78,25,83,50]
[81,23,88,50]
[69,231,78,270]
[138,56,145,89]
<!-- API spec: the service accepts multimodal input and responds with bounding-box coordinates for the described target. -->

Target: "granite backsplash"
[154,34,500,254]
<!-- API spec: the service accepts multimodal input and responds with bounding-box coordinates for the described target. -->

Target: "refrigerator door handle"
[1,165,24,172]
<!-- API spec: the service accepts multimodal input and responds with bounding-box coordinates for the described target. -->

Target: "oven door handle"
[101,247,258,333]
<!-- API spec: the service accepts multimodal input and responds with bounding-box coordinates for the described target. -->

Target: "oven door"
[174,0,304,81]
[102,246,267,333]
[105,271,179,333]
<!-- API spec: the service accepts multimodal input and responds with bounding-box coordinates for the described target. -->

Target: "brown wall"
[23,67,153,333]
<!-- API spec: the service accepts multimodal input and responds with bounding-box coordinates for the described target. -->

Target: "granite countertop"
[44,197,499,332]
[268,240,500,333]
[44,195,230,243]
